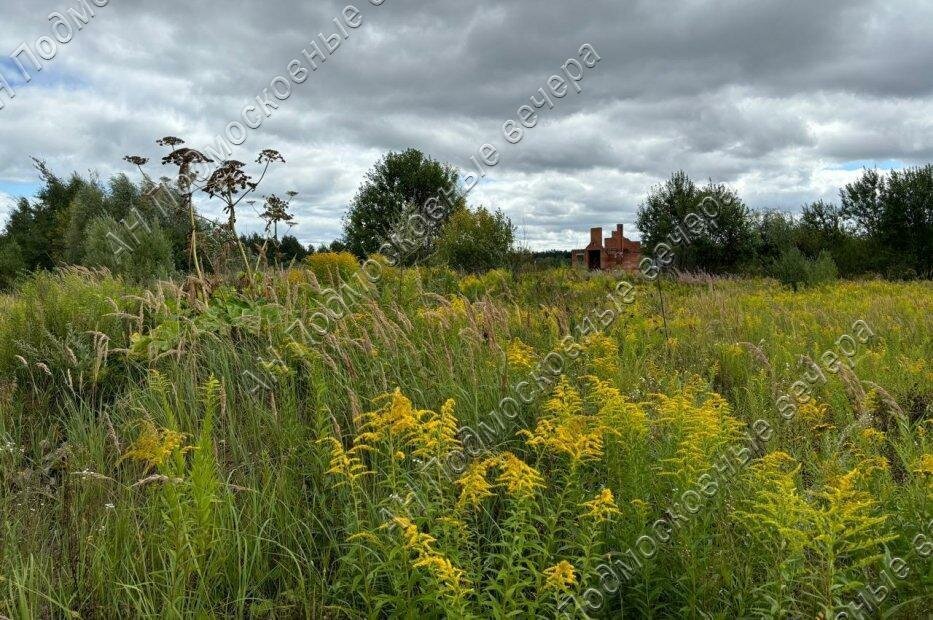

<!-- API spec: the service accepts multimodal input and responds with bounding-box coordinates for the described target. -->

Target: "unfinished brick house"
[571,224,642,271]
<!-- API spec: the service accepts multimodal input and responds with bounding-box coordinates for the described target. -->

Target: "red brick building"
[571,224,642,271]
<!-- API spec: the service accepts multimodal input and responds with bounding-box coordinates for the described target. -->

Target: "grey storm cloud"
[0,0,931,248]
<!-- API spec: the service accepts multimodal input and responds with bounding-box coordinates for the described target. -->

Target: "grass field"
[1,260,931,618]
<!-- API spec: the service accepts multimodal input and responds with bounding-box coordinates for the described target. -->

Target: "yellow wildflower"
[585,375,648,444]
[386,515,471,600]
[413,553,471,598]
[734,452,810,557]
[655,387,743,484]
[912,454,933,477]
[357,390,461,462]
[346,531,378,544]
[542,560,577,592]
[582,333,620,379]
[797,401,832,433]
[388,516,436,555]
[544,376,583,417]
[494,452,544,499]
[121,419,188,470]
[436,516,468,533]
[413,398,461,460]
[506,339,536,373]
[456,460,494,509]
[859,427,887,454]
[523,416,604,463]
[459,274,484,298]
[582,488,620,522]
[861,427,885,443]
[814,464,898,571]
[360,388,422,446]
[322,437,370,486]
[306,251,359,285]
[523,374,608,462]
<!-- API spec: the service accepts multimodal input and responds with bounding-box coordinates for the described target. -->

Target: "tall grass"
[0,263,930,617]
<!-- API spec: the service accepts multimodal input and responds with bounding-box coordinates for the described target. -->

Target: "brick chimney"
[617,224,624,238]
[590,227,602,247]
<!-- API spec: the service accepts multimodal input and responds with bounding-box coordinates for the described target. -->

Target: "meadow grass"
[0,262,930,618]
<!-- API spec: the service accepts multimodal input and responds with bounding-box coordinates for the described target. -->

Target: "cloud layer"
[1,0,931,248]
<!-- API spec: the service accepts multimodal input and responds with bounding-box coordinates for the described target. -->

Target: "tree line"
[0,144,929,290]
[635,166,932,285]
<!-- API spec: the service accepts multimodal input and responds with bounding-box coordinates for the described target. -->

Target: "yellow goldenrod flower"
[413,553,471,598]
[363,388,422,444]
[542,560,577,592]
[385,515,471,600]
[523,374,614,463]
[357,389,461,462]
[387,516,436,556]
[321,436,370,486]
[436,516,468,533]
[858,428,887,455]
[306,251,360,285]
[585,375,648,444]
[797,401,831,433]
[346,531,378,544]
[655,385,744,485]
[544,376,583,417]
[506,339,536,373]
[582,333,620,379]
[912,454,933,477]
[582,488,620,522]
[524,416,604,463]
[734,452,811,557]
[413,398,461,460]
[456,460,494,509]
[121,419,188,471]
[813,464,898,571]
[494,452,544,499]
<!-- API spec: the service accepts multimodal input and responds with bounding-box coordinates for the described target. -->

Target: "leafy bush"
[807,250,839,285]
[435,206,515,273]
[771,247,810,290]
[771,248,838,290]
[0,238,25,290]
[82,215,174,282]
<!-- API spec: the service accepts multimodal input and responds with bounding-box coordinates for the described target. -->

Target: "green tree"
[3,161,86,272]
[754,211,797,267]
[434,206,515,273]
[840,165,933,277]
[63,181,106,264]
[636,171,757,273]
[82,215,174,282]
[342,149,465,262]
[770,247,809,291]
[0,237,25,289]
[278,235,309,263]
[770,247,837,291]
[795,199,873,276]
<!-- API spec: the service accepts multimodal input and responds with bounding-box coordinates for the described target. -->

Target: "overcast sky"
[1,0,931,249]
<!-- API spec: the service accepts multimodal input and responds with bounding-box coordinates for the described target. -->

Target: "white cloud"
[0,192,15,225]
